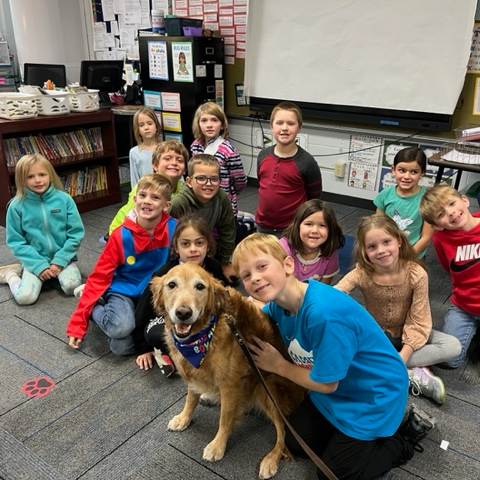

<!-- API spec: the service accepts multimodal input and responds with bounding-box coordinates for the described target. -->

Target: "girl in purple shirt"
[280,199,345,284]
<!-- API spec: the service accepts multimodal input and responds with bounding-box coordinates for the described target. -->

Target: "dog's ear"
[212,278,229,313]
[150,277,165,315]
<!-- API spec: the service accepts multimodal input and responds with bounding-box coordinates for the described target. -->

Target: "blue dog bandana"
[171,315,218,368]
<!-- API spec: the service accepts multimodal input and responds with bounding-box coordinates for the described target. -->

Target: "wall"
[228,116,480,204]
[8,0,90,84]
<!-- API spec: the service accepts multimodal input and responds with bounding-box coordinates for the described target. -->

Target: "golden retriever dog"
[150,263,307,479]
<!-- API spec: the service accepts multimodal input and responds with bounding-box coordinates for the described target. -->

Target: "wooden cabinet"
[0,109,122,226]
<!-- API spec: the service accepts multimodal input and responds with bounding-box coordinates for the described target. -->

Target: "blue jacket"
[6,185,85,276]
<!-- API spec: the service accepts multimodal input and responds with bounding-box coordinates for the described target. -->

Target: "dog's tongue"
[175,324,191,335]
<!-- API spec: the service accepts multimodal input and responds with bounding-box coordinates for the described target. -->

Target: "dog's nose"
[175,305,193,321]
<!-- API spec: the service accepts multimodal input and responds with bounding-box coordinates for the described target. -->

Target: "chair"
[23,63,67,88]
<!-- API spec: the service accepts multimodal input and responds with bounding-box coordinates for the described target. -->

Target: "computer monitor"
[24,63,67,88]
[80,60,124,103]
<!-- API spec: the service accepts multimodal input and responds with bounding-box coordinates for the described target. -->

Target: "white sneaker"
[0,264,22,284]
[73,284,86,299]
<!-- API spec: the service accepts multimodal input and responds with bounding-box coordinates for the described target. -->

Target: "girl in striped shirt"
[191,102,247,216]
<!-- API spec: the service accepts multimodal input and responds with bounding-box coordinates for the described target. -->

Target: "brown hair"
[393,146,427,172]
[14,154,63,198]
[354,215,420,275]
[283,199,345,257]
[136,173,173,200]
[152,140,189,167]
[187,153,220,177]
[133,107,161,145]
[171,213,216,257]
[270,101,303,128]
[420,184,463,226]
[192,102,229,141]
[232,233,287,275]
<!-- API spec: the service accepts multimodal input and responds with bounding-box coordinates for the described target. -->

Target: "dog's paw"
[258,449,282,479]
[203,438,226,462]
[168,414,191,431]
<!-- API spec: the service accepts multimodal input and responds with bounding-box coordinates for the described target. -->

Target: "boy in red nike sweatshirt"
[420,184,480,368]
[67,174,177,355]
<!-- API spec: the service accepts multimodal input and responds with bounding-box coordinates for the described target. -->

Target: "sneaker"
[73,284,85,299]
[154,348,175,377]
[400,403,436,452]
[0,264,22,284]
[409,367,446,404]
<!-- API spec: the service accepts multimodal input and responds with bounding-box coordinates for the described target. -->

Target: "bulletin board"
[170,0,250,116]
[89,0,250,115]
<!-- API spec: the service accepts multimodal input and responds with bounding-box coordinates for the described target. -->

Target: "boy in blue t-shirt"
[232,233,436,479]
[374,147,434,258]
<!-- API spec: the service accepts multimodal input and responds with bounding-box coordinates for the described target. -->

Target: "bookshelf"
[0,109,122,226]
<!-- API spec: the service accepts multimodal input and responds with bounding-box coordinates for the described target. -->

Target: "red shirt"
[433,211,480,316]
[255,146,322,230]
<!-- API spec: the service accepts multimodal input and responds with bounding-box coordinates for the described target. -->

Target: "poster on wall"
[348,162,379,191]
[172,42,194,82]
[348,134,383,163]
[148,40,169,80]
[382,141,418,167]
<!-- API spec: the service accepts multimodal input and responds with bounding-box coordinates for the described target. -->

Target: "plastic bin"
[68,89,100,112]
[0,92,37,120]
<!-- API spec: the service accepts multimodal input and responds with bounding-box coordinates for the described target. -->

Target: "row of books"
[60,165,108,197]
[3,127,104,167]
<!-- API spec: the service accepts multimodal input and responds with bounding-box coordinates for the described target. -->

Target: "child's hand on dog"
[247,335,285,374]
[136,352,155,370]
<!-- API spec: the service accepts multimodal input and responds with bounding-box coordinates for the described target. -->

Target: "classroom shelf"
[0,109,122,226]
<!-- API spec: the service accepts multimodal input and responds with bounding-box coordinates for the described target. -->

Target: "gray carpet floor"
[1,185,480,480]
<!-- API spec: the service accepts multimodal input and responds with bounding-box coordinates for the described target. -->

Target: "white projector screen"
[245,1,477,129]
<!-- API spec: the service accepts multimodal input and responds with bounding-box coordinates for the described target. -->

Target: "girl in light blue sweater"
[1,154,85,305]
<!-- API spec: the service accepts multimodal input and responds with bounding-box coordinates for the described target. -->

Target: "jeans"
[91,293,136,355]
[441,303,480,368]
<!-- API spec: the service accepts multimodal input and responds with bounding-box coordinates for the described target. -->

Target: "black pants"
[285,395,414,480]
[144,316,170,353]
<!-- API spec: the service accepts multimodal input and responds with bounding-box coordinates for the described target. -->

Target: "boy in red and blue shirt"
[67,174,177,355]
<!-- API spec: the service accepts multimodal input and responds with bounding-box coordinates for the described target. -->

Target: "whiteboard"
[245,1,476,115]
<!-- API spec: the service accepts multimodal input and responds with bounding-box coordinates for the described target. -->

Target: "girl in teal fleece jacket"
[3,154,85,305]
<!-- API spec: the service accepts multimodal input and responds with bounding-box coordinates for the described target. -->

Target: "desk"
[428,152,480,189]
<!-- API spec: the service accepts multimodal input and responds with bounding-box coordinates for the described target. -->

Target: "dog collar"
[171,315,218,369]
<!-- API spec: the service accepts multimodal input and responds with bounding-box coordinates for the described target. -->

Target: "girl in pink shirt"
[280,199,345,284]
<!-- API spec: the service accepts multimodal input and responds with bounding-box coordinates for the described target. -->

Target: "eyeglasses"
[191,175,221,186]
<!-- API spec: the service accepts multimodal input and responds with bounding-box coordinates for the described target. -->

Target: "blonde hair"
[270,101,303,128]
[354,215,420,275]
[420,184,462,226]
[15,154,63,198]
[133,107,161,145]
[232,233,287,275]
[136,173,173,200]
[152,140,189,167]
[187,153,219,177]
[192,102,229,141]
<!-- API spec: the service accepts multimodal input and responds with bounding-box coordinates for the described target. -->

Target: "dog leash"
[227,319,339,480]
